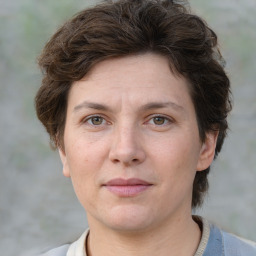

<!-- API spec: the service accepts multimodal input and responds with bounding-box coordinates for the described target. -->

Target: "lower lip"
[105,185,151,197]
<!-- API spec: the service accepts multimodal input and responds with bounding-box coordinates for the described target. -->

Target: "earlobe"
[197,131,219,171]
[58,148,71,177]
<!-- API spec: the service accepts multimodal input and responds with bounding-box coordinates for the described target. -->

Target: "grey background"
[0,1,255,255]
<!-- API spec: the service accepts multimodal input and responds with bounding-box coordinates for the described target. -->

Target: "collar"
[193,216,211,256]
[66,216,221,256]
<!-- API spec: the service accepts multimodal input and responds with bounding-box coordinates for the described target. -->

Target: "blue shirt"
[203,222,256,256]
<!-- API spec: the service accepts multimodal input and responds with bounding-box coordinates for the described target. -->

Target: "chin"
[102,204,156,232]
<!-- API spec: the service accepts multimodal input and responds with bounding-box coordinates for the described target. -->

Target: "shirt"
[39,217,256,256]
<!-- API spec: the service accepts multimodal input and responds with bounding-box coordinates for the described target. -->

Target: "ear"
[196,131,219,171]
[58,147,71,177]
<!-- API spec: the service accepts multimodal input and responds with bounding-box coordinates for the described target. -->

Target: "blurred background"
[0,0,255,255]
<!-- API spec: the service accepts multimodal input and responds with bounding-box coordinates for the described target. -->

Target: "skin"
[59,53,218,256]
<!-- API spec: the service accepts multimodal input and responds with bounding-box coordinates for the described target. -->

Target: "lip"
[103,178,152,197]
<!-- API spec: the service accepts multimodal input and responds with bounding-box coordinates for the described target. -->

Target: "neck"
[86,214,201,256]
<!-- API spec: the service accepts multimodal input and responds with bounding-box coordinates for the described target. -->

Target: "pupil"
[92,117,102,125]
[154,117,164,125]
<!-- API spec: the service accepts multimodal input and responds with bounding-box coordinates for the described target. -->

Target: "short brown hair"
[35,0,232,208]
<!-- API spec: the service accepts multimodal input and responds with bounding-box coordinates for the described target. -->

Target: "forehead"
[68,53,194,113]
[82,53,182,86]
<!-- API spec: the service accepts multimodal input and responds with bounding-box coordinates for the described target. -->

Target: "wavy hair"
[36,0,232,208]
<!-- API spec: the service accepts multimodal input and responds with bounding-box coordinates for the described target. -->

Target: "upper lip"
[105,178,152,186]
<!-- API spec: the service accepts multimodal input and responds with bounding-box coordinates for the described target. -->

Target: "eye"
[147,115,172,126]
[85,115,106,126]
[152,116,166,125]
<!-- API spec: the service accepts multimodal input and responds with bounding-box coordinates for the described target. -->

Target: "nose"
[108,124,146,166]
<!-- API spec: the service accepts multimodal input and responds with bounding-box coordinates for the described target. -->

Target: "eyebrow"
[140,102,185,112]
[74,101,110,112]
[73,100,185,113]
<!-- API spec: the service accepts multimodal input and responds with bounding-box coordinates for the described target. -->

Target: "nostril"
[109,146,146,165]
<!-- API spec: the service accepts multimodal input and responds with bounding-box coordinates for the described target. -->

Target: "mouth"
[103,178,153,197]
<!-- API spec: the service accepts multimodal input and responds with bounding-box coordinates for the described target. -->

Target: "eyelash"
[146,115,173,126]
[83,115,108,126]
[82,114,173,127]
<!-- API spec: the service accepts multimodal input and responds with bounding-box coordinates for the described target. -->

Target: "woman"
[35,0,256,255]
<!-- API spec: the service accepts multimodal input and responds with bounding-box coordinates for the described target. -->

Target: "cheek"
[149,133,200,190]
[66,148,98,210]
[65,132,107,167]
[64,135,108,192]
[153,135,199,168]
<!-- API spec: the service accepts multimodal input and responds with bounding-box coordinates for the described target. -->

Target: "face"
[59,53,217,233]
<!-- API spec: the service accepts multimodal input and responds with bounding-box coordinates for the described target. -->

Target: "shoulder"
[221,230,256,256]
[38,244,70,256]
[199,217,256,256]
[37,229,89,256]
